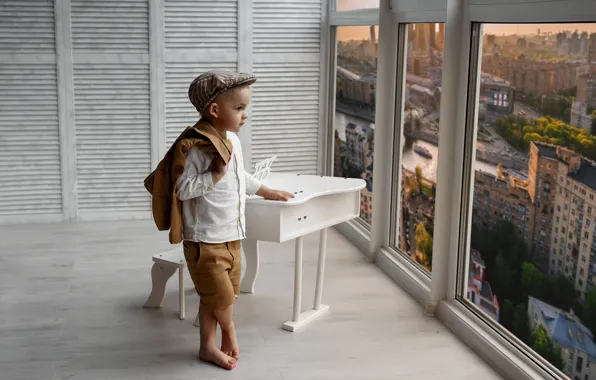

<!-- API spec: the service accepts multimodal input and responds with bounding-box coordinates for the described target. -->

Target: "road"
[514,101,542,121]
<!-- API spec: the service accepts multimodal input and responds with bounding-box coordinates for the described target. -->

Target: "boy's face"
[208,85,251,133]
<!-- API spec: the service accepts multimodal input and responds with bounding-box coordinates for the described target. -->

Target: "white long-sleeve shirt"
[176,132,262,243]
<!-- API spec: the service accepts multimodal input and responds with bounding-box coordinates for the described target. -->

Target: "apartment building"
[530,143,596,297]
[472,169,535,254]
[482,55,580,96]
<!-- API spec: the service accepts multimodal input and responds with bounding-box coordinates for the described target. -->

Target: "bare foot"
[199,346,236,370]
[221,325,239,360]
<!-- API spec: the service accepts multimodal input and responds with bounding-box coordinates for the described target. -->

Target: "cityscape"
[334,24,596,379]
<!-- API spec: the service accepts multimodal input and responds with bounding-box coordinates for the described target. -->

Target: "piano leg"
[282,230,329,332]
[240,238,259,294]
[314,228,328,310]
[292,236,304,322]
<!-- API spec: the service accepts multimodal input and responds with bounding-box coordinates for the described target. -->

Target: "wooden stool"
[143,248,186,320]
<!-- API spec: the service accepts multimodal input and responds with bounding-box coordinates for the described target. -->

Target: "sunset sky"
[336,0,596,40]
[338,23,596,41]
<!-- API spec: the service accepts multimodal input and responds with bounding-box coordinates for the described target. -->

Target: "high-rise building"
[472,141,596,294]
[528,143,559,271]
[580,31,590,56]
[437,23,445,50]
[571,30,581,55]
[570,73,596,132]
[589,33,596,71]
[530,142,596,298]
[472,169,535,254]
[517,37,528,50]
[481,55,580,96]
[415,23,429,51]
[429,23,436,50]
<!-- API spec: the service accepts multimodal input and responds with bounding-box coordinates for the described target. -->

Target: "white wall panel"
[165,0,237,50]
[71,0,149,52]
[0,63,62,216]
[254,0,322,54]
[0,1,62,221]
[252,62,321,173]
[252,0,323,174]
[73,63,151,213]
[0,0,55,53]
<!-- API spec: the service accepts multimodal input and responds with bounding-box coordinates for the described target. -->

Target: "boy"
[178,70,293,370]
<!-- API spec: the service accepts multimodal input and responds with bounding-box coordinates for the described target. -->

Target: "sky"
[338,23,596,41]
[335,0,596,40]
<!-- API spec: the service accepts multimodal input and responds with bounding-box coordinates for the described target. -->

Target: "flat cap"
[188,70,257,113]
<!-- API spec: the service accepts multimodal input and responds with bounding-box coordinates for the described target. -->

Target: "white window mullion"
[149,0,166,168]
[370,0,399,260]
[55,0,78,223]
[317,0,331,175]
[237,0,254,171]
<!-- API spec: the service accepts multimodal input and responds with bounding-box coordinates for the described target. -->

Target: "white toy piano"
[241,172,365,331]
[144,156,365,332]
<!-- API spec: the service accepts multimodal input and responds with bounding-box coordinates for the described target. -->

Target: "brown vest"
[144,119,233,244]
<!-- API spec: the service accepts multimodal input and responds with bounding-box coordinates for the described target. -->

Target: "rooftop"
[480,72,513,87]
[534,141,596,191]
[530,296,596,361]
[534,142,559,160]
[571,160,596,191]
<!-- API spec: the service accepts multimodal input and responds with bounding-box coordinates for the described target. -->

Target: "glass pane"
[466,23,596,378]
[333,26,378,225]
[336,0,380,11]
[394,23,445,273]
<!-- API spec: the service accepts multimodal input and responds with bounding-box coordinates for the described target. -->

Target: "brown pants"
[183,240,242,310]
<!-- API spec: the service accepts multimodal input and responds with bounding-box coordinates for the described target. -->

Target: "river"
[335,111,498,181]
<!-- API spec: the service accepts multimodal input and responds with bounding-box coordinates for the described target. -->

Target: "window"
[577,356,584,373]
[463,21,596,375]
[333,26,378,226]
[393,23,445,274]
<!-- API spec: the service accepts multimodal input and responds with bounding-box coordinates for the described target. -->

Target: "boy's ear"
[208,102,218,118]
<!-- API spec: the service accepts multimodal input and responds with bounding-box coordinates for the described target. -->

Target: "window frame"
[329,0,596,378]
[369,0,596,379]
[443,1,596,379]
[327,4,380,236]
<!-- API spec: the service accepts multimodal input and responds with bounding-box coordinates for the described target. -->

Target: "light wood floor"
[0,220,503,380]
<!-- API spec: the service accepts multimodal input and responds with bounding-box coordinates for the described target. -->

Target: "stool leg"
[178,267,185,320]
[144,263,177,309]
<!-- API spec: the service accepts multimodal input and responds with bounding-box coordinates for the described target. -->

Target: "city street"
[514,101,543,121]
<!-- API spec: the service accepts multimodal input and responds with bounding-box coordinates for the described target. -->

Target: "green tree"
[415,165,423,193]
[583,288,596,337]
[520,262,578,312]
[531,325,565,371]
[415,223,433,270]
[406,176,419,195]
[500,300,515,330]
[513,304,532,344]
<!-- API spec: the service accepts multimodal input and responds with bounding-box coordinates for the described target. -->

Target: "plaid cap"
[188,70,257,113]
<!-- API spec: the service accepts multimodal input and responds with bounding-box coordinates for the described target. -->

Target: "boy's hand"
[212,155,230,185]
[262,189,295,202]
[214,156,228,174]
